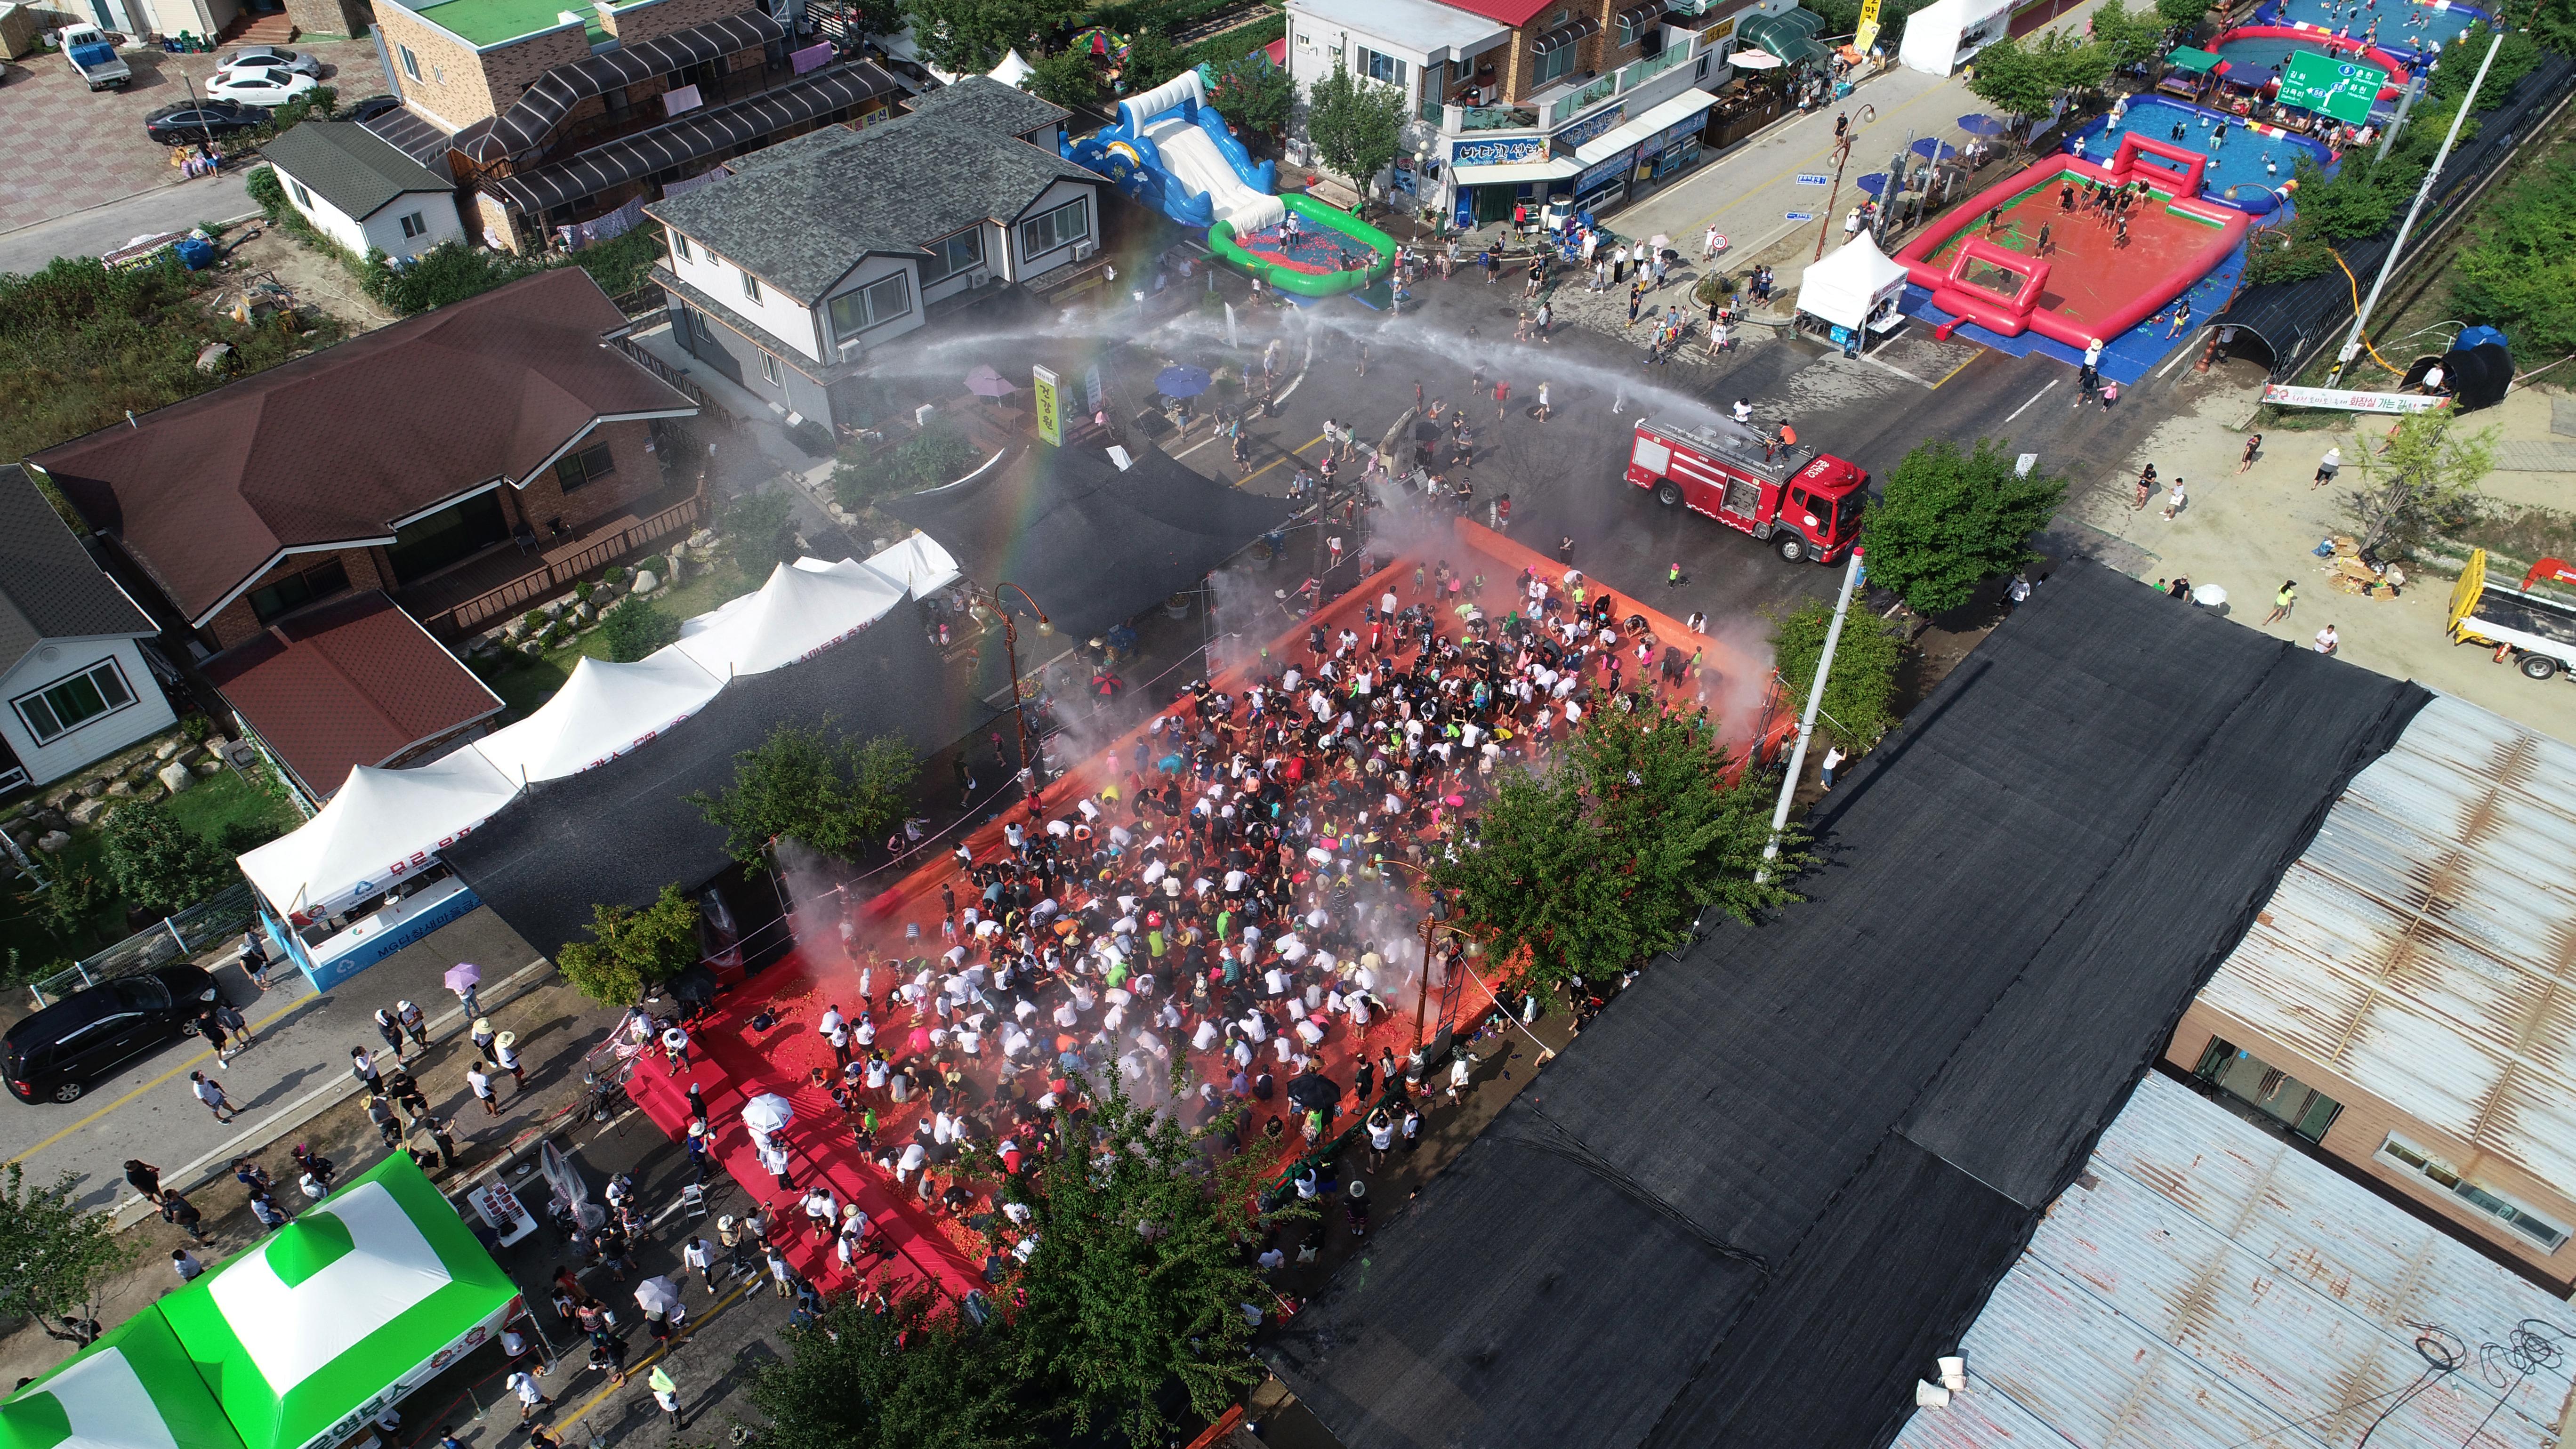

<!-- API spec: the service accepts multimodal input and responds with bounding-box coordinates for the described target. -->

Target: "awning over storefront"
[1574,86,1722,164]
[1449,157,1582,188]
[2165,44,2222,72]
[1532,15,1603,53]
[1739,8,1830,65]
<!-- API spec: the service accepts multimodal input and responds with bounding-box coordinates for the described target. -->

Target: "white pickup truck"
[59,24,131,90]
[2448,549,2576,681]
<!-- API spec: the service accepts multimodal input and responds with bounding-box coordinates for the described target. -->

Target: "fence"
[29,881,261,1007]
[428,491,707,637]
[616,333,705,406]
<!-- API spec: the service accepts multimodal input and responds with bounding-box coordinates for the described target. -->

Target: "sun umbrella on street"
[1648,233,1672,250]
[1910,137,1960,160]
[443,962,481,993]
[742,1092,795,1136]
[965,364,1014,397]
[1287,1073,1342,1113]
[634,1276,683,1316]
[1854,173,1890,196]
[1156,365,1212,397]
[1958,113,2005,136]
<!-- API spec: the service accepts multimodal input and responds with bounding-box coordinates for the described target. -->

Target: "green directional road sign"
[2276,49,2387,125]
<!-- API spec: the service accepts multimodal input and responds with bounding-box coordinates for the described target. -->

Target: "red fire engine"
[1625,416,1868,564]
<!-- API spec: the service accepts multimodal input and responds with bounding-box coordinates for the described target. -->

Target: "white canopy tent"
[238,748,520,918]
[236,533,963,927]
[473,648,724,786]
[1795,233,1911,331]
[988,47,1035,87]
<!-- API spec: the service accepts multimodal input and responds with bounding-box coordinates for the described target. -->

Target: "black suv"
[3,966,220,1103]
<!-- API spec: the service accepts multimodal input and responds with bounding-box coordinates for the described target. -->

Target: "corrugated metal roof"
[2196,692,2576,1193]
[1891,1073,2576,1449]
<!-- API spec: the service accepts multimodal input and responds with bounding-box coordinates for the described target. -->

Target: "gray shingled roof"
[0,466,154,677]
[262,121,453,222]
[644,113,1098,305]
[900,74,1070,139]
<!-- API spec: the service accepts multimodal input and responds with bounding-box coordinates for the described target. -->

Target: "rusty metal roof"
[1892,1072,2576,1449]
[2196,692,2576,1194]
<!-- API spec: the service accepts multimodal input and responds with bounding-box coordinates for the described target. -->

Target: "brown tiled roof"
[29,269,696,625]
[204,590,502,798]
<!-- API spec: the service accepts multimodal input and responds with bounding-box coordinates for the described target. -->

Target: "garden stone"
[82,777,110,798]
[573,602,596,622]
[106,780,134,797]
[44,788,79,812]
[66,798,107,826]
[154,740,181,761]
[632,569,661,595]
[541,599,567,619]
[195,760,223,776]
[37,831,70,853]
[688,528,716,549]
[503,617,527,640]
[34,810,67,833]
[520,640,547,656]
[158,761,194,795]
[203,737,230,757]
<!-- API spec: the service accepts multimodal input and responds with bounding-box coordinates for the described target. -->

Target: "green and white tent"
[4,1155,519,1449]
[0,1307,243,1449]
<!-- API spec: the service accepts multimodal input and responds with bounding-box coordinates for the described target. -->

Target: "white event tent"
[1795,233,1911,333]
[238,533,959,922]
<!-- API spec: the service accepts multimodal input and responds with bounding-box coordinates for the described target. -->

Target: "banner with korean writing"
[2261,383,2451,414]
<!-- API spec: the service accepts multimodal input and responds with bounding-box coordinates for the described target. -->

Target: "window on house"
[13,659,137,745]
[555,441,615,491]
[1535,42,1577,84]
[399,211,428,238]
[828,271,912,340]
[245,558,352,624]
[2377,1134,2572,1250]
[759,351,783,386]
[1017,197,1090,258]
[672,230,694,262]
[924,227,983,283]
[1358,46,1406,87]
[741,266,763,302]
[398,42,420,80]
[288,177,315,210]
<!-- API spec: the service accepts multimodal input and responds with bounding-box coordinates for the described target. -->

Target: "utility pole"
[1759,545,1863,881]
[2331,30,2502,384]
[1875,129,1913,247]
[1813,130,1856,262]
[2376,69,2427,161]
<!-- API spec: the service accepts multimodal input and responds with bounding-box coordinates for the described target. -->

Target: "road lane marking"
[2002,381,2058,423]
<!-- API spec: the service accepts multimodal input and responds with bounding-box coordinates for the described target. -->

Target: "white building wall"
[665,228,827,362]
[1009,179,1099,282]
[815,252,926,361]
[1286,8,1427,104]
[356,194,465,262]
[274,162,376,258]
[0,639,177,787]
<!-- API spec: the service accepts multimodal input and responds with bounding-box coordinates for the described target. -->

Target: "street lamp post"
[984,582,1053,802]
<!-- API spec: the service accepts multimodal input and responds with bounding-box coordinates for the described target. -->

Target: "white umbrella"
[2192,584,2229,608]
[634,1275,683,1316]
[742,1092,795,1135]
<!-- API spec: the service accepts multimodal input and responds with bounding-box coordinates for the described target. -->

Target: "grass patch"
[472,558,762,720]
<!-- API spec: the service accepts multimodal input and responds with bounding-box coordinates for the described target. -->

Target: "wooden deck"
[401,480,705,638]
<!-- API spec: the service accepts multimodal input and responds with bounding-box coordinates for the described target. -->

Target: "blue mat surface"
[1900,224,2250,386]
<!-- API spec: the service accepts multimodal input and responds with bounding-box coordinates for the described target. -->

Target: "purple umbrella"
[444,962,481,992]
[965,364,1014,397]
[1957,113,2005,136]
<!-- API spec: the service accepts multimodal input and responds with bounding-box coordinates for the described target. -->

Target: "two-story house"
[644,77,1101,437]
[365,0,901,251]
[1288,0,1827,225]
[24,269,702,652]
[0,467,179,794]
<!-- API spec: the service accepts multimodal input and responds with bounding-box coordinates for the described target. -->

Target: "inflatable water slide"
[1066,69,1394,298]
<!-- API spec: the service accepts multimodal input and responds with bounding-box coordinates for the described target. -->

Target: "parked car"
[3,965,221,1104]
[142,98,264,144]
[58,23,130,90]
[203,67,315,105]
[344,92,401,121]
[216,44,320,76]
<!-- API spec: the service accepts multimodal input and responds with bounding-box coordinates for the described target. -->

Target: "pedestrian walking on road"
[471,1017,499,1065]
[190,1071,237,1122]
[195,1006,233,1061]
[649,1364,684,1430]
[125,1159,164,1202]
[495,1030,525,1086]
[368,1097,403,1148]
[424,1116,461,1170]
[2133,464,2156,510]
[158,1190,209,1242]
[467,1063,501,1117]
[351,1046,381,1091]
[171,1249,204,1282]
[2240,433,2263,472]
[1493,378,1510,419]
[2264,580,2298,625]
[506,1370,551,1424]
[373,1008,406,1059]
[2313,444,2342,489]
[216,998,254,1049]
[451,968,482,1023]
[2161,477,2188,520]
[396,999,429,1051]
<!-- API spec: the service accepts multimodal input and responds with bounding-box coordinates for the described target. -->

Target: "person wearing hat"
[470,1018,499,1066]
[684,1121,712,1183]
[494,1030,524,1086]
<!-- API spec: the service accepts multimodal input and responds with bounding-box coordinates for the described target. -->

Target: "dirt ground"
[211,220,400,335]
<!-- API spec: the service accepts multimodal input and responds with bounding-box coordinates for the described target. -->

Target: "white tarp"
[238,748,520,917]
[473,649,724,785]
[988,47,1034,87]
[1795,233,1911,330]
[867,531,963,597]
[675,555,908,677]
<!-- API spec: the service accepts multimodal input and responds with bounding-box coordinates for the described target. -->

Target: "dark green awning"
[1740,9,1830,66]
[2165,45,2222,73]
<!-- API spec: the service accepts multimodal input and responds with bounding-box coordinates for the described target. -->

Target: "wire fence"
[28,881,260,1007]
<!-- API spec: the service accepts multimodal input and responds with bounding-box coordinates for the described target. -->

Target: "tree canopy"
[1303,60,1408,193]
[1025,46,1103,109]
[0,1164,136,1345]
[555,883,700,1005]
[102,800,237,917]
[1769,600,1904,752]
[1208,52,1294,138]
[687,719,919,868]
[1963,31,2109,122]
[724,489,800,578]
[752,1287,1035,1449]
[1432,692,1802,993]
[901,0,1087,74]
[1862,437,2066,617]
[2343,412,2494,556]
[2086,0,2165,69]
[2453,157,2576,359]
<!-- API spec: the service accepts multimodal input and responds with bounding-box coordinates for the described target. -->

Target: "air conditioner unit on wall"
[1075,240,1097,260]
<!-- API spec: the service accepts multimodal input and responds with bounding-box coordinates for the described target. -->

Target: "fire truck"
[1625,416,1868,564]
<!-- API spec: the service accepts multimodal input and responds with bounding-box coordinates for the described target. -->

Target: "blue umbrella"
[1156,365,1213,397]
[1854,172,1889,196]
[1957,113,2005,136]
[1910,137,1959,160]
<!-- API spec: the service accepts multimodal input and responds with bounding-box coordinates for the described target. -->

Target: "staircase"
[217,9,296,44]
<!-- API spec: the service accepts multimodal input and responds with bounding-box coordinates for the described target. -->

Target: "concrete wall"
[2164,999,2576,1290]
[0,639,177,787]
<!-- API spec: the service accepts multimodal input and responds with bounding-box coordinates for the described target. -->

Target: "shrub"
[556,884,700,1006]
[602,565,629,588]
[101,800,236,917]
[363,241,538,315]
[600,594,681,662]
[725,491,799,576]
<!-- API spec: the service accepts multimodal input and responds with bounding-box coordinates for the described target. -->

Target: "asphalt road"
[0,174,252,276]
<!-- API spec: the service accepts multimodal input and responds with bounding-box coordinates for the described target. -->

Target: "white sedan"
[203,67,317,105]
[215,45,321,76]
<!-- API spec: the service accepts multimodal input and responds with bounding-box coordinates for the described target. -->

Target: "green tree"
[2041,28,2114,94]
[2453,159,2576,358]
[2087,0,2165,69]
[1026,45,1103,108]
[2531,0,2576,55]
[687,719,918,868]
[902,0,1085,73]
[1769,600,1903,751]
[2343,412,2495,556]
[102,799,236,917]
[1008,1079,1299,1444]
[0,1164,137,1345]
[363,241,538,315]
[1432,692,1803,994]
[2429,24,2538,108]
[1208,52,1294,139]
[1302,60,1408,195]
[599,593,680,662]
[1963,36,2062,124]
[1120,26,1186,93]
[555,884,700,1005]
[724,489,799,578]
[2152,0,2208,36]
[752,1286,1035,1449]
[1863,438,2067,616]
